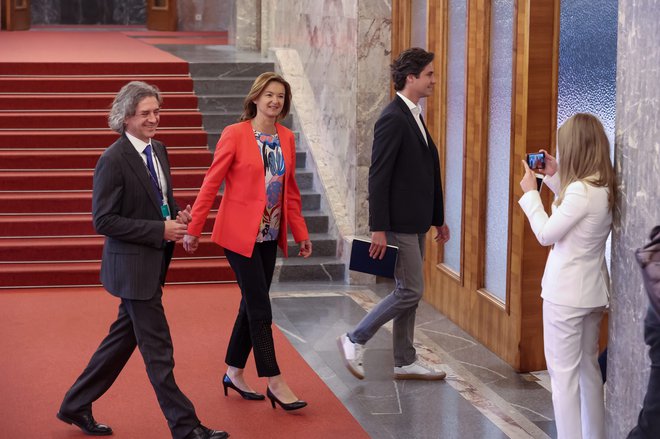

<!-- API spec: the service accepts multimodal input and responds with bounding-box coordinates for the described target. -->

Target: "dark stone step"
[193,77,255,95]
[293,170,313,190]
[280,233,336,258]
[301,191,320,211]
[197,95,245,113]
[188,62,275,79]
[300,211,329,234]
[275,257,345,282]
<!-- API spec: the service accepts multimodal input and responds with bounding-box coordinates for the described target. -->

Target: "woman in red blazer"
[184,72,312,411]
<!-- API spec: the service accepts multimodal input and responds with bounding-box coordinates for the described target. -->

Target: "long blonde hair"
[555,113,615,210]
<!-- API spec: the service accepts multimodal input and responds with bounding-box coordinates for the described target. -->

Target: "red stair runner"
[0,33,233,289]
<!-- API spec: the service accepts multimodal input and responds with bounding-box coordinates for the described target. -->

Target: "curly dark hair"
[390,47,435,91]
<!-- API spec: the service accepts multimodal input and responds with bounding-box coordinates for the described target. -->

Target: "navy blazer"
[368,96,444,233]
[92,134,179,300]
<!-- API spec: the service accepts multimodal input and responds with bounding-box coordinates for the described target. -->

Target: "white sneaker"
[394,360,446,381]
[337,333,365,379]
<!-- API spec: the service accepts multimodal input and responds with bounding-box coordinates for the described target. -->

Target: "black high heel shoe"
[222,374,265,400]
[266,387,307,411]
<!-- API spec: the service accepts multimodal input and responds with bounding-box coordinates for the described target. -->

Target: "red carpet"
[0,285,369,438]
[0,30,232,288]
[0,32,190,74]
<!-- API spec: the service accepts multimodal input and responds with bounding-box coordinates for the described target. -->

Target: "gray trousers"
[349,232,425,367]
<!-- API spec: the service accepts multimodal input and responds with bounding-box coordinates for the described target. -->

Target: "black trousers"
[224,240,280,377]
[628,306,660,438]
[60,290,200,439]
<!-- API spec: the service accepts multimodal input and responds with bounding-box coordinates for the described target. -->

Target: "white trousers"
[543,300,606,439]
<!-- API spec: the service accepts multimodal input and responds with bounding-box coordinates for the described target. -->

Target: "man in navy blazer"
[56,81,228,439]
[339,48,450,380]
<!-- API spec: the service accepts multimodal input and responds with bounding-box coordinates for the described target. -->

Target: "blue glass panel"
[558,0,618,267]
[411,0,428,49]
[558,0,617,150]
[484,0,514,302]
[443,0,467,273]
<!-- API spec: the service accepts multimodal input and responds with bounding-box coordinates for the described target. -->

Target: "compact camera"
[526,152,545,170]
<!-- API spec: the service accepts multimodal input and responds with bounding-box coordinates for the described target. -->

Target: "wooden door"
[147,0,177,31]
[1,0,31,31]
[392,0,561,372]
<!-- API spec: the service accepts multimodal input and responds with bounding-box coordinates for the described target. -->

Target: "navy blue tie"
[143,144,163,206]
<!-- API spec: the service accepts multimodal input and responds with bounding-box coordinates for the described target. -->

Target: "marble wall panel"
[112,0,145,25]
[236,0,259,49]
[270,0,390,244]
[31,0,60,24]
[356,7,391,236]
[607,0,660,437]
[31,0,145,25]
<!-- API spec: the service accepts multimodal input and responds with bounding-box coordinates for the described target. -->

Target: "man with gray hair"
[56,81,228,439]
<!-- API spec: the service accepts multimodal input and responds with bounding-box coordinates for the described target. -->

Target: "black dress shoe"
[222,373,265,400]
[184,424,229,439]
[56,411,113,436]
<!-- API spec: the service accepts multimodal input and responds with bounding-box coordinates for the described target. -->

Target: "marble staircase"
[188,61,345,282]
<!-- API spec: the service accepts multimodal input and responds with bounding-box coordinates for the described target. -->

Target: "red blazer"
[187,120,309,257]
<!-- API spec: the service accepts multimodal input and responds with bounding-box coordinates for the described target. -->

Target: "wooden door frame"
[146,0,177,31]
[2,0,31,31]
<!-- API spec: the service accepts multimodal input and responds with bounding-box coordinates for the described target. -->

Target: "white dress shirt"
[396,92,428,144]
[125,131,170,209]
[518,172,611,308]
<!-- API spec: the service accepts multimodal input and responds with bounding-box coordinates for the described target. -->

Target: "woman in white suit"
[519,113,615,439]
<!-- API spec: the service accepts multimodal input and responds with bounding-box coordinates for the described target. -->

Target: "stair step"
[197,95,245,113]
[0,257,234,288]
[283,233,336,257]
[275,257,345,282]
[0,190,320,214]
[0,93,199,111]
[0,62,190,76]
[0,232,336,262]
[201,113,241,131]
[188,62,274,78]
[0,209,328,237]
[192,77,256,95]
[0,110,203,129]
[0,235,230,261]
[0,76,194,93]
[0,212,218,237]
[0,168,208,191]
[0,189,218,214]
[0,147,212,170]
[0,129,208,149]
[0,167,310,191]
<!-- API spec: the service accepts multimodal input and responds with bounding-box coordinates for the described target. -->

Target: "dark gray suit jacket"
[92,134,179,300]
[368,96,444,233]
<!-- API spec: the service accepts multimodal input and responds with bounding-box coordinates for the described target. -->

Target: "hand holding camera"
[526,149,557,177]
[521,149,557,193]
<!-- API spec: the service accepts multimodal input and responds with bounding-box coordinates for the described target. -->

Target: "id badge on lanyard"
[161,204,171,219]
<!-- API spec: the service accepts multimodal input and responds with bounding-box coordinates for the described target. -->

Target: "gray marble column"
[236,0,260,50]
[607,0,660,437]
[355,1,391,237]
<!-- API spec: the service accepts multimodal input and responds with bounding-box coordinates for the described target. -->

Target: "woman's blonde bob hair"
[555,113,615,210]
[240,72,292,122]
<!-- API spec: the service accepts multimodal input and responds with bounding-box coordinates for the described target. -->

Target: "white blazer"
[518,173,611,308]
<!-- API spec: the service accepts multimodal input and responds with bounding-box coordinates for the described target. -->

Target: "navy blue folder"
[349,238,399,278]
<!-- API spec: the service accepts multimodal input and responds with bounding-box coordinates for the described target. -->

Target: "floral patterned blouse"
[254,130,285,242]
